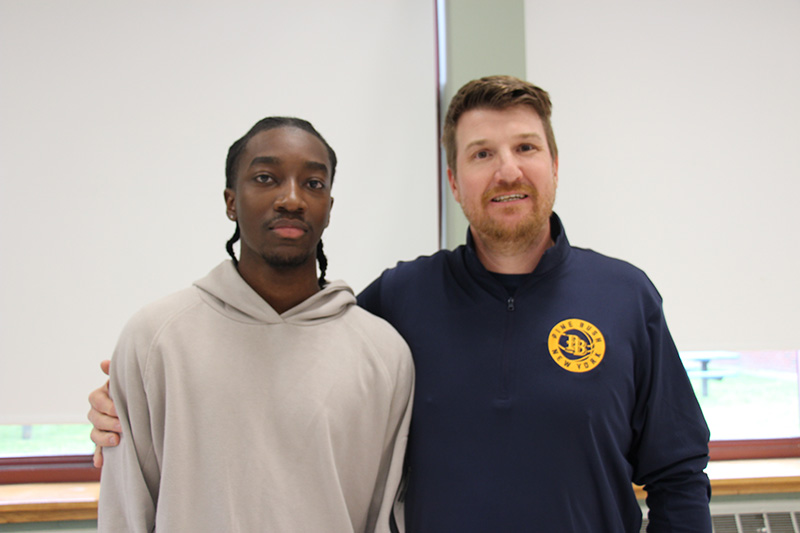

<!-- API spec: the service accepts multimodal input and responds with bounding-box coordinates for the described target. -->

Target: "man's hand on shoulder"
[87,359,121,468]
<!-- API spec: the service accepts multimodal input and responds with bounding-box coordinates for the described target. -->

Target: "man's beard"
[260,248,315,270]
[461,182,555,253]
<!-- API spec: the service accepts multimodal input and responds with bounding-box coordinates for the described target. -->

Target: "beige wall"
[0,0,439,425]
[524,0,800,350]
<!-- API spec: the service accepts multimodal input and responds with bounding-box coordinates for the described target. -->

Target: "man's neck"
[236,257,320,314]
[471,222,554,275]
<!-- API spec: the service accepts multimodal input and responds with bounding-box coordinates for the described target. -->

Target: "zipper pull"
[507,297,515,311]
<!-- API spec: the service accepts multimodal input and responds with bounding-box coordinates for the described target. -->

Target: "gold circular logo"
[548,319,605,373]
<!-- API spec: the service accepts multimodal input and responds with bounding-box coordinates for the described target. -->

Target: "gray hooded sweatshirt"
[99,261,414,532]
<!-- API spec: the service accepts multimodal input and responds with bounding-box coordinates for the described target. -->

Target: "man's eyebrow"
[248,156,329,176]
[249,156,280,167]
[463,132,544,152]
[516,132,544,142]
[464,138,489,152]
[304,160,329,175]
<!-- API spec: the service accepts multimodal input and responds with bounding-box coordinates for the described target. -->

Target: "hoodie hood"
[193,260,356,326]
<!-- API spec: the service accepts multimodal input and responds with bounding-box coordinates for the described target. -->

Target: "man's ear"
[446,168,461,204]
[324,196,334,229]
[224,188,236,221]
[552,156,559,187]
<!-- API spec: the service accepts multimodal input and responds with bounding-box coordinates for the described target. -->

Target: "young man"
[96,117,414,532]
[91,79,711,532]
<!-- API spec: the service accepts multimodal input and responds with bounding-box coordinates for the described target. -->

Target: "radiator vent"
[641,512,800,533]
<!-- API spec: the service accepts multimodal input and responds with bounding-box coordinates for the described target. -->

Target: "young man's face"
[225,126,333,271]
[448,105,558,249]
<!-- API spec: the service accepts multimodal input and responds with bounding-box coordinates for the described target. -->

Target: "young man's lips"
[269,219,309,238]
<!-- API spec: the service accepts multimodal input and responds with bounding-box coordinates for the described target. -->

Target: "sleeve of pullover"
[630,303,712,533]
[357,274,384,318]
[97,311,161,532]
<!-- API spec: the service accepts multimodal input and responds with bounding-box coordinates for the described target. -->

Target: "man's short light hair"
[442,75,558,172]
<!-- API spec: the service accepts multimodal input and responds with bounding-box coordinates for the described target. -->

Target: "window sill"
[633,457,800,499]
[0,482,98,524]
[2,459,799,524]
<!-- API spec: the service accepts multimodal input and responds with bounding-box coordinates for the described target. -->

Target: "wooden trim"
[0,455,100,485]
[710,475,800,496]
[0,482,99,524]
[709,438,800,461]
[634,457,800,500]
[3,461,800,524]
[634,475,800,500]
[635,476,800,499]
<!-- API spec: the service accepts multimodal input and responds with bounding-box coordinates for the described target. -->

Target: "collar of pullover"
[461,212,571,298]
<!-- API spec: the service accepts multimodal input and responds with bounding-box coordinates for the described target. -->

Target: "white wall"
[0,0,439,424]
[525,0,800,351]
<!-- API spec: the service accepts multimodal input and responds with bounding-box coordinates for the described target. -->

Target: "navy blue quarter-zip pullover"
[358,213,711,533]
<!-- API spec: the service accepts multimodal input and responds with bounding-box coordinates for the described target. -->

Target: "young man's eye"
[474,150,489,159]
[308,179,326,190]
[519,144,537,152]
[254,174,275,184]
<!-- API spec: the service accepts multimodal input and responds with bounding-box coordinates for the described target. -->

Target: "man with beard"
[358,76,711,532]
[95,117,414,532]
[90,78,710,532]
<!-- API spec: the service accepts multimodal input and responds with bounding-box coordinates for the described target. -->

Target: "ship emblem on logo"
[548,319,605,373]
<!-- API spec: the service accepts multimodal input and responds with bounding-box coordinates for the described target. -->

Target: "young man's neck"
[236,257,320,314]
[471,222,554,275]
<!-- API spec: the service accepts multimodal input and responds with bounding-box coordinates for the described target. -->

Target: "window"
[682,350,800,460]
[0,424,98,484]
[0,424,94,457]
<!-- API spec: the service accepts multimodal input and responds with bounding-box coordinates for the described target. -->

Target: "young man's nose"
[275,180,306,211]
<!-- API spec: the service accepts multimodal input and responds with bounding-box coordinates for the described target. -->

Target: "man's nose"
[495,150,523,183]
[275,179,306,211]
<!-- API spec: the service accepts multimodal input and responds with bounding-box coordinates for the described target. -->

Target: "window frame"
[1,438,798,485]
[709,437,800,461]
[0,455,99,484]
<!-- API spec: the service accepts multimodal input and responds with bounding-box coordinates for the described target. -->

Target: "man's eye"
[519,144,536,152]
[308,179,326,190]
[475,150,489,159]
[254,174,274,184]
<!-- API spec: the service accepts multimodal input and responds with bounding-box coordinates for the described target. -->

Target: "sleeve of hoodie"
[629,292,712,533]
[358,275,414,533]
[369,330,414,533]
[97,309,161,533]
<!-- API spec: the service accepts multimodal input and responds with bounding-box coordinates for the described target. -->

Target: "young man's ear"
[224,189,236,221]
[324,197,334,228]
